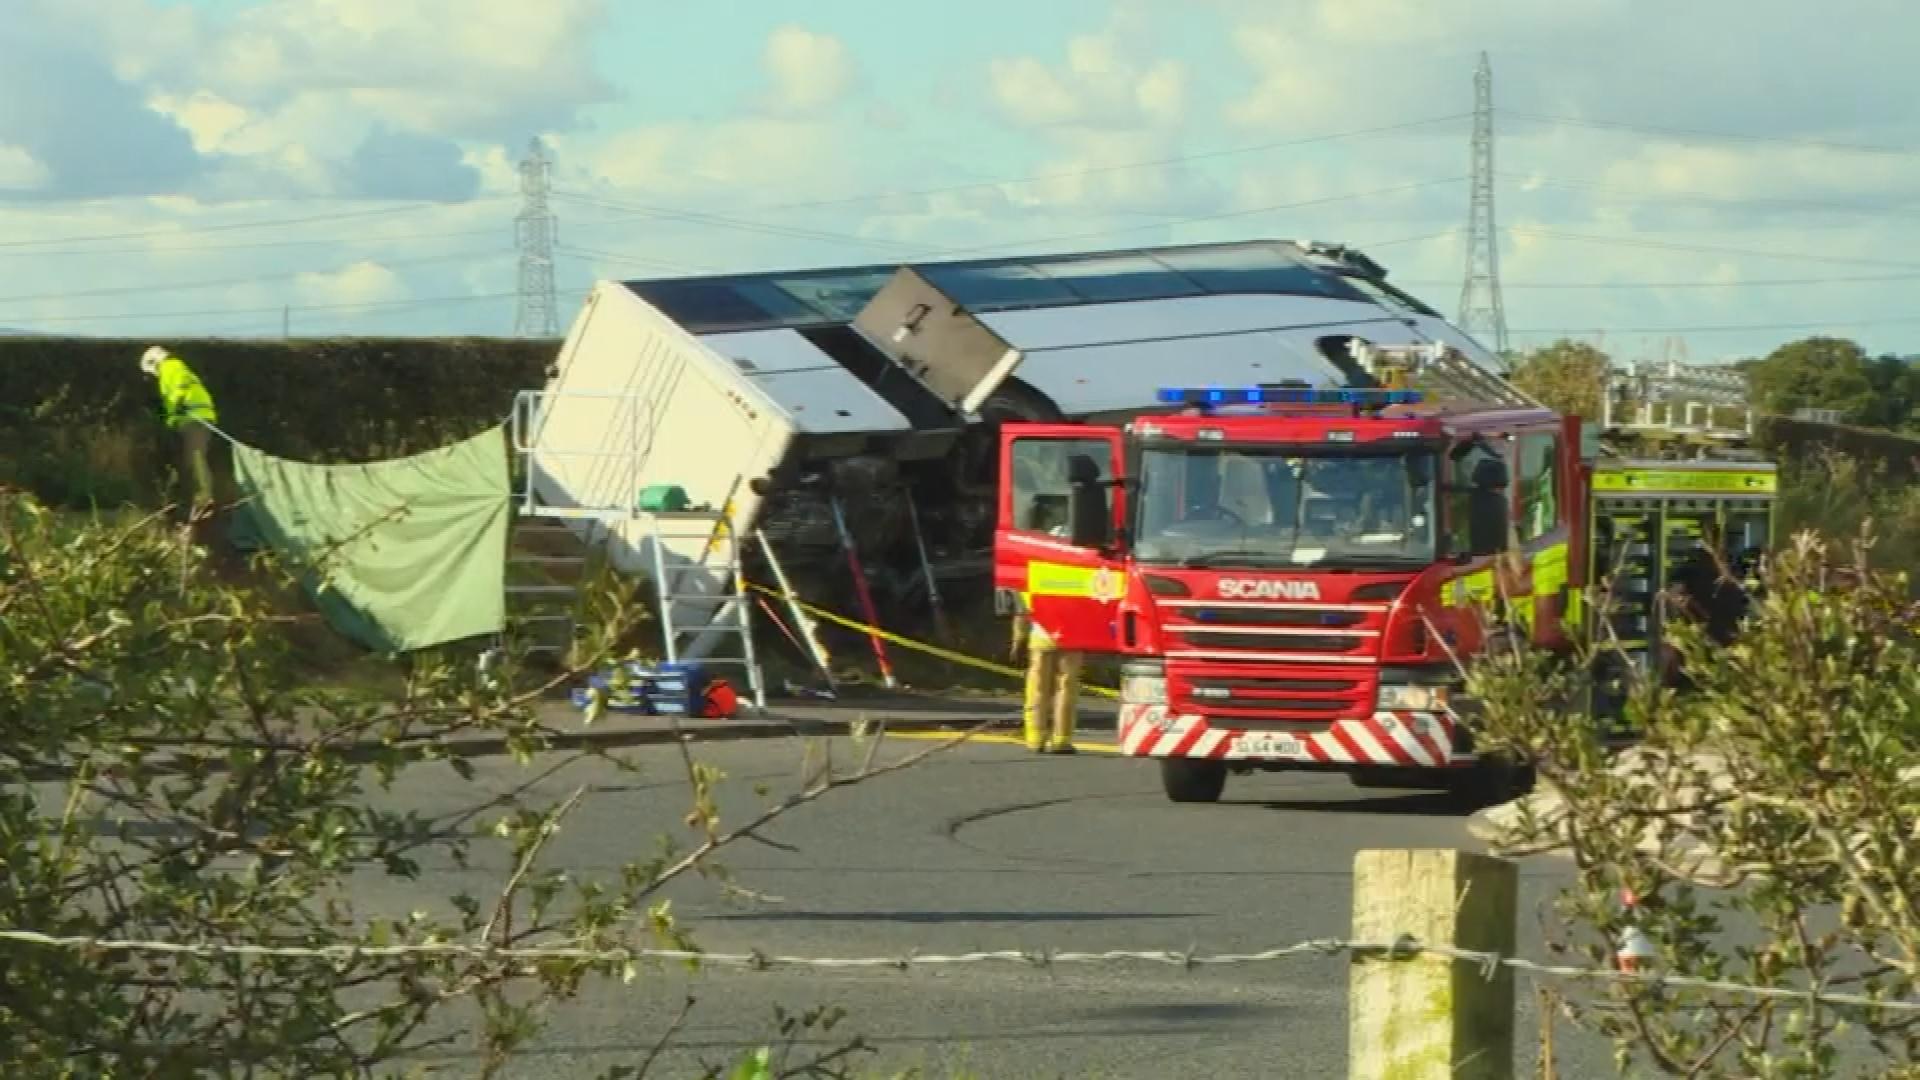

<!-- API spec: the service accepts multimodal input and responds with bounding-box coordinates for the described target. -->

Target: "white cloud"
[132,0,613,135]
[973,14,1207,219]
[988,24,1187,132]
[0,146,52,191]
[146,92,251,155]
[987,58,1080,128]
[578,116,863,213]
[764,26,855,115]
[11,0,612,202]
[570,26,866,207]
[294,261,408,307]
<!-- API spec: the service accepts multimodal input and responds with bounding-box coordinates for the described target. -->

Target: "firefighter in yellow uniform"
[1014,597,1080,755]
[140,345,220,515]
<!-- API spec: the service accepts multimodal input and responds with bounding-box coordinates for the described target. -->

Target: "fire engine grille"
[1187,676,1359,693]
[1181,606,1367,627]
[1174,629,1365,653]
[1177,672,1373,722]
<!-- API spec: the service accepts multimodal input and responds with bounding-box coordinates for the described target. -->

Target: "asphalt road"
[350,733,1641,1079]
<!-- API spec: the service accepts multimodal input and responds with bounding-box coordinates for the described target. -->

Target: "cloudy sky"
[4,0,1918,362]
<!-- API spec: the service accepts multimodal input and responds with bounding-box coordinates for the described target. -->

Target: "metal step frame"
[644,510,767,710]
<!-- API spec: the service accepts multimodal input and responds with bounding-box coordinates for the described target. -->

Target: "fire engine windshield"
[1132,445,1438,567]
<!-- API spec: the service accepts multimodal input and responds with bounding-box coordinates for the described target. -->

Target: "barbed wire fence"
[3,928,1917,1015]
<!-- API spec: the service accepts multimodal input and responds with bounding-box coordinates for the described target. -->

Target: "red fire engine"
[992,344,1776,804]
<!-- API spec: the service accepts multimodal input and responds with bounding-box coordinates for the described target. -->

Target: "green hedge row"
[1756,415,1920,482]
[0,336,559,507]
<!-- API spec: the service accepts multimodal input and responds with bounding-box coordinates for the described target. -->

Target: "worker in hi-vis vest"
[140,345,219,514]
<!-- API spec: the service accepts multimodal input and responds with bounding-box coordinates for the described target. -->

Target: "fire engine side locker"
[1585,458,1778,726]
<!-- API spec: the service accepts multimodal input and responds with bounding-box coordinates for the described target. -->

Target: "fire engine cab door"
[994,424,1127,655]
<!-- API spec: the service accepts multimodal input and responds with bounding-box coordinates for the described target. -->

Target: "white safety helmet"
[140,345,168,375]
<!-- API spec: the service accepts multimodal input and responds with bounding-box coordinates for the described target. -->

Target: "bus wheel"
[1161,758,1227,803]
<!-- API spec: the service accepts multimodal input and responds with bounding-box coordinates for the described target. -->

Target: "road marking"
[885,730,1125,755]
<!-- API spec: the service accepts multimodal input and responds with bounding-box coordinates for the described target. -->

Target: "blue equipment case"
[570,661,713,715]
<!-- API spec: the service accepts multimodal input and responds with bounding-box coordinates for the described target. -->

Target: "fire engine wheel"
[1442,760,1534,812]
[1160,758,1227,803]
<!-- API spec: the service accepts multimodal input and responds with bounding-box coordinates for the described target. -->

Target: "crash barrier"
[742,582,1122,701]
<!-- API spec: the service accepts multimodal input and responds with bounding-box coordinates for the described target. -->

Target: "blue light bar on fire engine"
[1155,386,1425,406]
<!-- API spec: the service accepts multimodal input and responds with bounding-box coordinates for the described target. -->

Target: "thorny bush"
[0,495,951,1078]
[1469,530,1920,1078]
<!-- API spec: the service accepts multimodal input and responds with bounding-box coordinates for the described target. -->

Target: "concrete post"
[1350,848,1518,1080]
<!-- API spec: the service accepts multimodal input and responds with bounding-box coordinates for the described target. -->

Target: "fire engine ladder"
[645,510,767,710]
[1349,341,1541,410]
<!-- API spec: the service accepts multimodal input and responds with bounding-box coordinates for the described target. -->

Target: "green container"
[635,484,692,513]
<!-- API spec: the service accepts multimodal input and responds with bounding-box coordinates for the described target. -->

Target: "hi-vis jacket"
[155,355,219,430]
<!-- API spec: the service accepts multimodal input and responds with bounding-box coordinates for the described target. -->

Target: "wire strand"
[0,929,1914,1013]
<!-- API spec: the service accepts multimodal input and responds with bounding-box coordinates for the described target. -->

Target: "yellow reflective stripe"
[1450,568,1496,607]
[1026,561,1127,600]
[1515,541,1569,631]
[1592,468,1776,494]
[1531,541,1568,595]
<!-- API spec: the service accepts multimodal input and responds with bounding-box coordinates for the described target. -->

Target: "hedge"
[0,336,559,507]
[1756,414,1920,483]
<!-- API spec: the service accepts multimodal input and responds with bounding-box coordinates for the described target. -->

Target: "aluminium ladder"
[645,510,767,710]
[1348,341,1542,411]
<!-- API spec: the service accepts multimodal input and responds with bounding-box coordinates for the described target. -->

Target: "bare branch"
[481,785,589,947]
[635,721,989,901]
[633,995,697,1079]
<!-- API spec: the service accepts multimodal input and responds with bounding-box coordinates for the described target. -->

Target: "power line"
[1401,270,1920,290]
[1508,228,1920,271]
[1499,110,1918,158]
[554,246,714,275]
[921,177,1470,259]
[1499,171,1920,222]
[559,179,1469,267]
[0,249,511,305]
[0,220,511,259]
[0,204,834,260]
[564,113,1472,217]
[1359,229,1460,250]
[188,289,594,339]
[1,114,1465,261]
[4,290,528,327]
[0,200,506,251]
[1512,313,1920,336]
[766,113,1471,210]
[552,192,927,255]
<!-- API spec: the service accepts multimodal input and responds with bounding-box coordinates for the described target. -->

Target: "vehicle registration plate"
[1231,733,1303,757]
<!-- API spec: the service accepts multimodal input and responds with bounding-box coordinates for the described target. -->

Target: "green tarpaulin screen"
[229,426,511,652]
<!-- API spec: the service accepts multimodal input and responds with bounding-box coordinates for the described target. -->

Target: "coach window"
[1517,433,1560,541]
[1009,438,1113,539]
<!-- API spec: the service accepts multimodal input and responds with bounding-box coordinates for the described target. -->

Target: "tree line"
[1507,335,1920,432]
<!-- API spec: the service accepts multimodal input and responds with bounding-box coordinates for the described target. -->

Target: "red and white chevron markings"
[1116,704,1458,767]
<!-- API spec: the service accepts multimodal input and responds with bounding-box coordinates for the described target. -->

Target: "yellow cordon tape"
[745,582,1121,700]
[889,730,1124,754]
